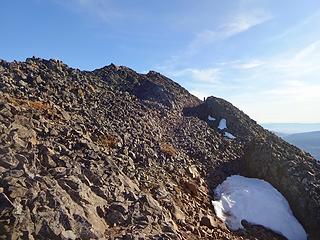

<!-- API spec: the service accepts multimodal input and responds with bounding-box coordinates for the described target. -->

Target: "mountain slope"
[0,57,319,239]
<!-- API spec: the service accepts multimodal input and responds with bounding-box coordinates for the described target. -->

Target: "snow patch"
[208,115,216,121]
[224,132,236,139]
[212,175,307,240]
[218,118,227,130]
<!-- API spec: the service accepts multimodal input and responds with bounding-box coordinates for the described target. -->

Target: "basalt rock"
[244,139,320,239]
[0,57,318,240]
[183,96,268,141]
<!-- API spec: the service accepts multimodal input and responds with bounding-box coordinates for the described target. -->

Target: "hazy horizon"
[262,123,320,134]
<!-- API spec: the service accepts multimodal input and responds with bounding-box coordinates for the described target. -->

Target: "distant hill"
[262,123,320,160]
[283,131,320,160]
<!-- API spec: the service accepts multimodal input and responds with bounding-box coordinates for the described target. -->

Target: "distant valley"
[283,131,320,160]
[262,123,320,134]
[262,123,320,160]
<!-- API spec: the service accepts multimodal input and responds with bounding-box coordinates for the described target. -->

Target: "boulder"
[200,215,217,229]
[243,139,320,239]
[0,193,14,216]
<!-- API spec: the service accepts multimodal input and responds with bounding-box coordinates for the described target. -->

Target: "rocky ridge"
[0,57,319,240]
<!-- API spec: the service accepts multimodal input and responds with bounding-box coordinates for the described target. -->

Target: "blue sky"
[1,0,320,123]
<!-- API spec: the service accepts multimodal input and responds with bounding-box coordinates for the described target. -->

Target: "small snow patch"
[212,175,307,240]
[218,119,227,130]
[208,115,215,121]
[224,132,236,139]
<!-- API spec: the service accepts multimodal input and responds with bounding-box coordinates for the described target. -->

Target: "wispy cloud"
[219,59,265,69]
[186,11,272,56]
[157,9,273,100]
[189,89,211,100]
[169,67,221,84]
[264,40,320,79]
[222,41,320,122]
[266,9,320,43]
[52,0,123,23]
[158,8,272,70]
[237,80,320,123]
[217,40,320,80]
[265,81,320,102]
[162,40,320,122]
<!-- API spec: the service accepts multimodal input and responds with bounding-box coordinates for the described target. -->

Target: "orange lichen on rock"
[99,134,118,148]
[160,142,177,157]
[5,95,51,111]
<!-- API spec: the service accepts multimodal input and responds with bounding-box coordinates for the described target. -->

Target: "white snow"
[218,118,227,130]
[224,132,236,139]
[208,115,216,121]
[212,175,307,240]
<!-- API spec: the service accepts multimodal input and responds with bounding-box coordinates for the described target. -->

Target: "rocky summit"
[0,57,319,240]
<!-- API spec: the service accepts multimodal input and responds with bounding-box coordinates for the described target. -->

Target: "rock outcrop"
[0,57,319,239]
[184,97,320,239]
[184,96,269,141]
[244,139,320,240]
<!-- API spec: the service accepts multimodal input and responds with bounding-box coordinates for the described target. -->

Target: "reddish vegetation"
[99,134,118,148]
[5,95,51,111]
[160,142,177,157]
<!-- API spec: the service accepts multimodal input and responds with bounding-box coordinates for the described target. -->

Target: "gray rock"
[0,193,14,216]
[0,58,298,240]
[200,215,217,229]
[244,140,320,239]
[106,209,126,226]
